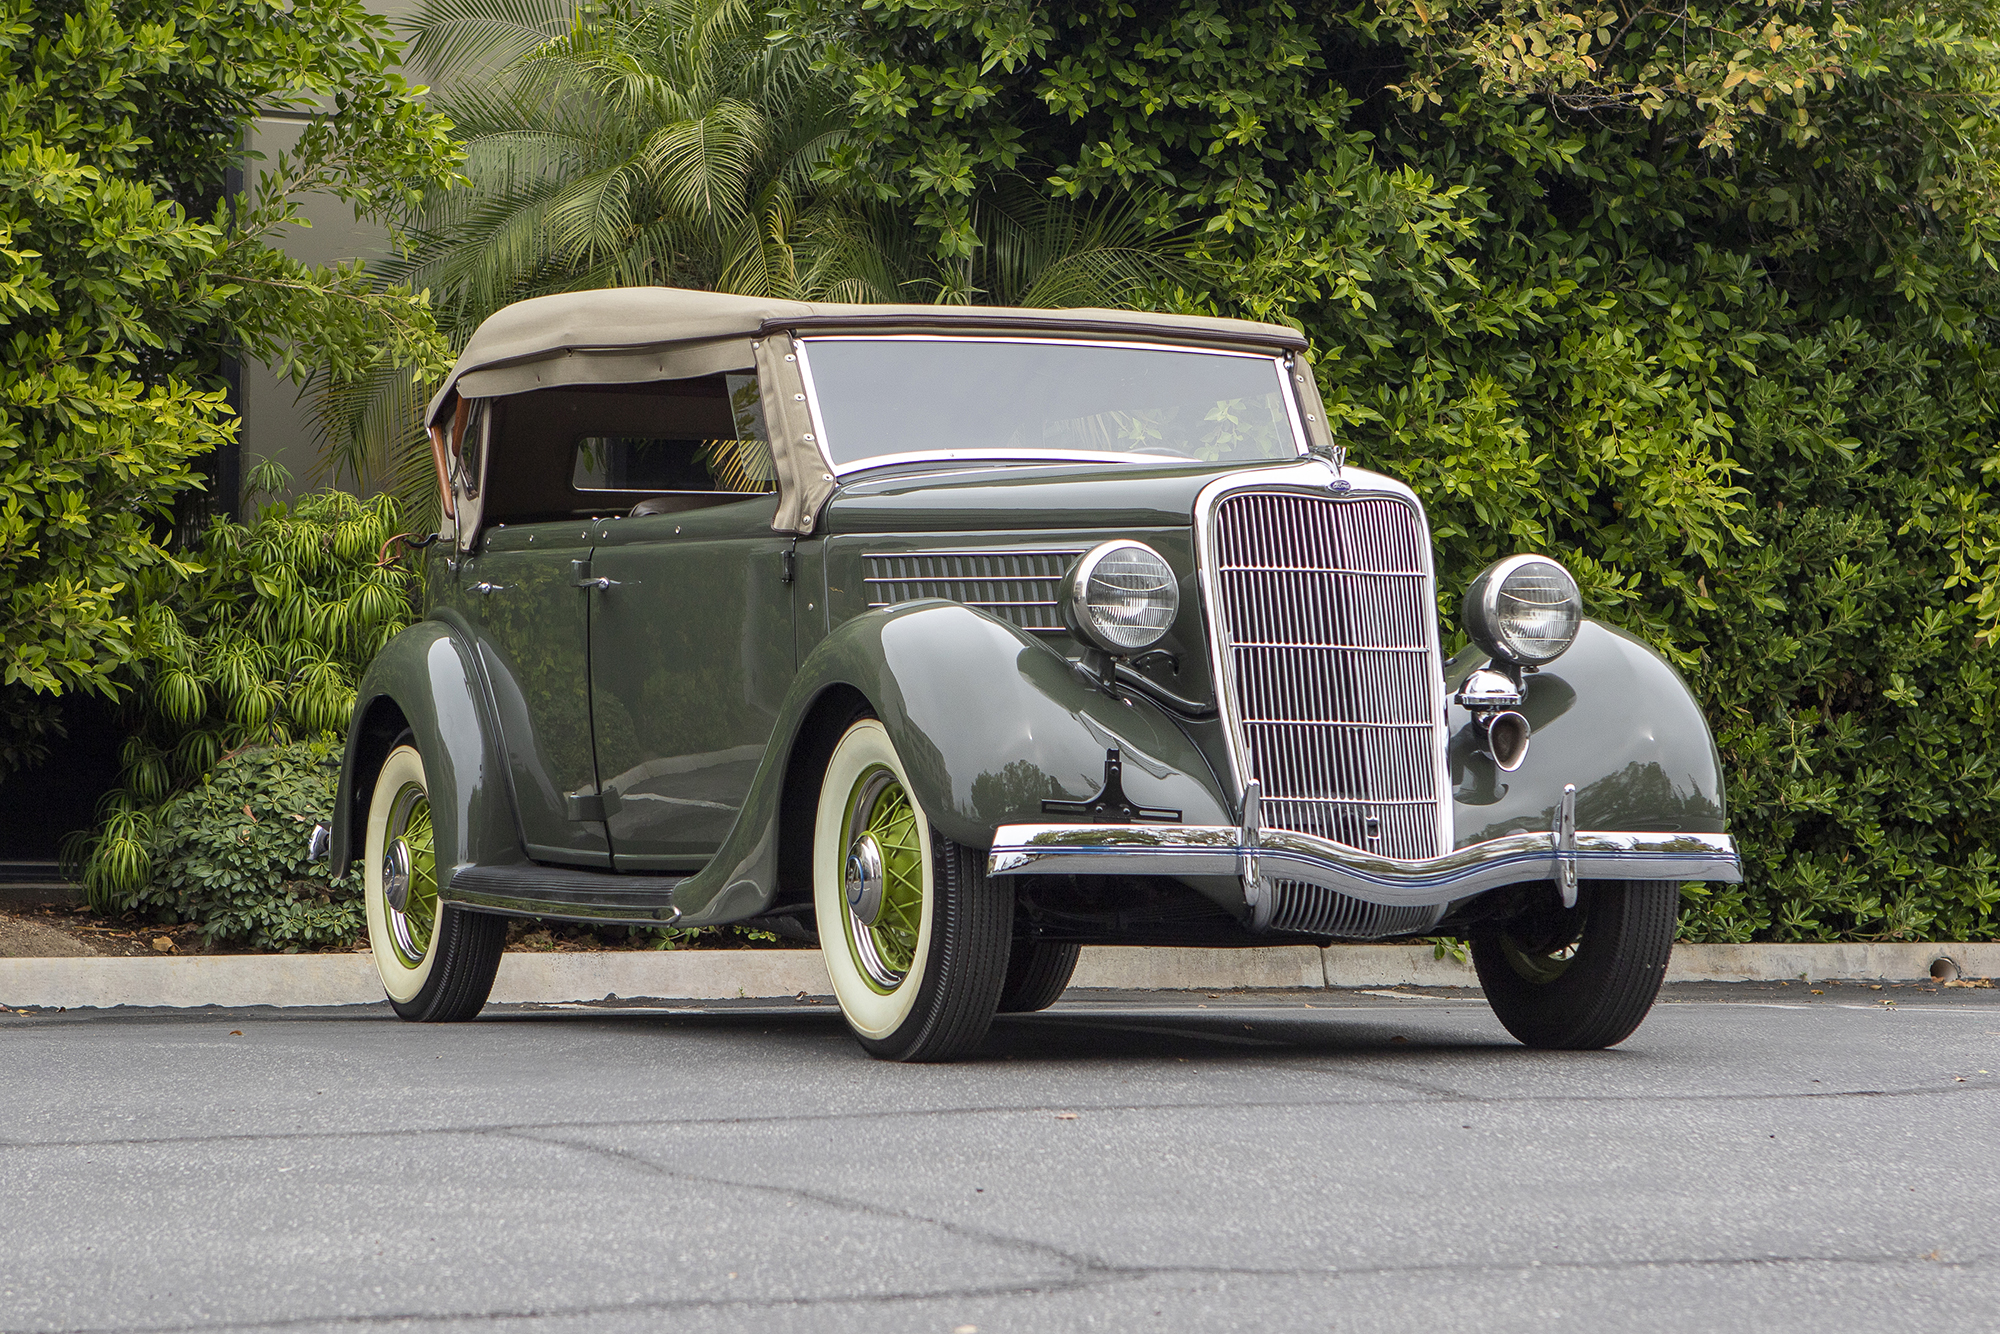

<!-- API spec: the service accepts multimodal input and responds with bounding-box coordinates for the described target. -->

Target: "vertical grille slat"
[1211,491,1444,869]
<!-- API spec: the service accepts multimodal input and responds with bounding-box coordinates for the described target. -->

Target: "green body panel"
[1447,619,1727,846]
[329,616,520,886]
[663,600,1236,925]
[459,522,608,865]
[587,497,797,868]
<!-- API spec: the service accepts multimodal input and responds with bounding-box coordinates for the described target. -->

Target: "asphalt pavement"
[3,982,1997,1333]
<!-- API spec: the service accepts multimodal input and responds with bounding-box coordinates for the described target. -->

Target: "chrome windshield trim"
[986,824,1741,908]
[792,335,1308,476]
[1191,463,1454,855]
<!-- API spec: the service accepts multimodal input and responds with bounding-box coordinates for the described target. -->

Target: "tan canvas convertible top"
[425,287,1315,536]
[423,287,1308,428]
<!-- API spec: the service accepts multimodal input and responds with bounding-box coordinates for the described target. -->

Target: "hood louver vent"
[864,549,1083,632]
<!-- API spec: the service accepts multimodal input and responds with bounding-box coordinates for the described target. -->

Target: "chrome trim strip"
[986,825,1742,908]
[1192,464,1455,856]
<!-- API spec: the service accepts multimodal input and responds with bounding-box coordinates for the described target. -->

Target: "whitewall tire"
[813,717,1011,1061]
[363,738,504,1022]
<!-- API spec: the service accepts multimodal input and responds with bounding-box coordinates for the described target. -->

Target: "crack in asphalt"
[9,1247,1992,1334]
[0,1076,1992,1155]
[500,1126,1095,1270]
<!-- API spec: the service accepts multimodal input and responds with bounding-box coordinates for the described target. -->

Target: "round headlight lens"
[1464,555,1581,665]
[1066,541,1179,654]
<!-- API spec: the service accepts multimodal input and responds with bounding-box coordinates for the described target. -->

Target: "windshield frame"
[792,334,1311,477]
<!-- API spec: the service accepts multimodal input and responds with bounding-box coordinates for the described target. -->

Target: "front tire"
[1471,880,1677,1050]
[997,940,1080,1013]
[813,718,1011,1061]
[363,740,504,1022]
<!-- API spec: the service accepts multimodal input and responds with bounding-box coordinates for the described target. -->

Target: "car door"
[452,394,610,867]
[462,523,609,866]
[583,380,798,871]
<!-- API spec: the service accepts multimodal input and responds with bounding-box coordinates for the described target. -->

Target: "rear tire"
[813,717,1011,1061]
[363,739,504,1022]
[1472,880,1677,1050]
[997,940,1080,1013]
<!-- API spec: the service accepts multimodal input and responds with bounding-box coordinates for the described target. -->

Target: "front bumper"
[988,823,1740,927]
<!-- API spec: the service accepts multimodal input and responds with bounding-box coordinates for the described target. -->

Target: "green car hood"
[821,457,1313,534]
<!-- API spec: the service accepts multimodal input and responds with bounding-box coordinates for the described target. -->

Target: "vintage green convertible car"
[326,288,1739,1059]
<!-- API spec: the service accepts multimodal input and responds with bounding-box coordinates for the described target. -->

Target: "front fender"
[1448,618,1727,846]
[330,619,516,887]
[668,601,1234,925]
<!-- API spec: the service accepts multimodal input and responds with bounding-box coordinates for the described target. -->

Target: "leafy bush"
[795,0,2000,943]
[0,0,459,774]
[78,470,417,908]
[125,740,362,951]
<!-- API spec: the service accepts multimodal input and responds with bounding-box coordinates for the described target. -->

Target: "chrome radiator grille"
[865,550,1081,632]
[1210,490,1444,861]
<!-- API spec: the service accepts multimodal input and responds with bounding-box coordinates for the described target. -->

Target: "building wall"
[237,0,418,505]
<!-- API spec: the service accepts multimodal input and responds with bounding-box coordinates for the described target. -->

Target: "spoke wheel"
[813,717,1011,1061]
[379,781,438,970]
[841,768,924,991]
[1472,880,1677,1050]
[364,739,505,1022]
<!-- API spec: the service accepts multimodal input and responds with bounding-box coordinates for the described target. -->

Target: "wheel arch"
[773,683,873,919]
[330,619,518,887]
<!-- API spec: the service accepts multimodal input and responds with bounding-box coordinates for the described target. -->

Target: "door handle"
[471,581,508,595]
[575,576,624,590]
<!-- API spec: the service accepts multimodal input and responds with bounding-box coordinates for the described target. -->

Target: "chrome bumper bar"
[987,824,1741,912]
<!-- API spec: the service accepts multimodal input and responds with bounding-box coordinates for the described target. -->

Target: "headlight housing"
[1064,541,1180,654]
[1463,555,1582,666]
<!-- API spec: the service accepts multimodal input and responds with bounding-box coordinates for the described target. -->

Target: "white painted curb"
[2,942,1994,1011]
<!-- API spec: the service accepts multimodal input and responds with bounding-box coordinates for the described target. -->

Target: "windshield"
[797,337,1304,471]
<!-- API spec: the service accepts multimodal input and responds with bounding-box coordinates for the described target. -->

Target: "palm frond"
[321,0,1186,501]
[400,0,579,81]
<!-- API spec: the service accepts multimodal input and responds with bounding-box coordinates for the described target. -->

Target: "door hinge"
[564,789,618,822]
[781,543,796,585]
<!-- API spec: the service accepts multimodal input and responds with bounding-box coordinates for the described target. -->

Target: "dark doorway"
[1,693,124,861]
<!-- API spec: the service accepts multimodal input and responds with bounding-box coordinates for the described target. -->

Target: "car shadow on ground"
[482,1001,1525,1063]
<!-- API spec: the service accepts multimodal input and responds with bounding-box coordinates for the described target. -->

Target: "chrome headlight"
[1463,555,1582,665]
[1064,541,1179,654]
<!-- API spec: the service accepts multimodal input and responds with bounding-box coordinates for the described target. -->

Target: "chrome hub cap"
[382,840,412,913]
[844,834,885,925]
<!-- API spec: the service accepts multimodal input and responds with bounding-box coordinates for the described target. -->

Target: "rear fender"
[330,619,517,887]
[670,601,1234,925]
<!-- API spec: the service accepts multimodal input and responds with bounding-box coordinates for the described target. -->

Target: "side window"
[571,374,773,494]
[479,373,774,528]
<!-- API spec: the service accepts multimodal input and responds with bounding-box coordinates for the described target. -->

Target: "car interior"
[476,375,777,527]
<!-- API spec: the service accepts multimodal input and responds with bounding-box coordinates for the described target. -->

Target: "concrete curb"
[3,942,1995,1010]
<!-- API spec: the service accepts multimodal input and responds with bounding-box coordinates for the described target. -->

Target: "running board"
[448,863,686,926]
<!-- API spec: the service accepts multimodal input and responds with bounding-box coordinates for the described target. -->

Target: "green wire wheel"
[838,767,925,991]
[813,716,1012,1061]
[364,738,505,1022]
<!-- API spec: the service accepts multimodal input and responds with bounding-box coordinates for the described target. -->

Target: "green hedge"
[792,0,2000,941]
[126,740,363,951]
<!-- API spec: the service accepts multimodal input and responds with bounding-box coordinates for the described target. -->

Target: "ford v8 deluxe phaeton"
[327,288,1740,1059]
